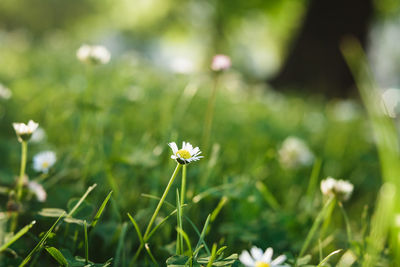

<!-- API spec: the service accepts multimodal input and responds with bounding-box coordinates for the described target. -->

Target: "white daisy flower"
[13,120,39,142]
[33,151,56,173]
[239,246,288,267]
[211,54,231,71]
[77,44,111,65]
[28,181,47,202]
[278,137,314,169]
[168,141,203,165]
[320,177,354,202]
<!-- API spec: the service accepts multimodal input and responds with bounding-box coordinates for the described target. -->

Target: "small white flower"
[320,177,354,201]
[278,137,314,169]
[33,151,56,173]
[169,141,203,165]
[30,127,46,143]
[28,181,47,202]
[0,84,12,99]
[239,246,288,267]
[381,88,400,118]
[13,120,39,142]
[77,44,111,65]
[211,54,231,71]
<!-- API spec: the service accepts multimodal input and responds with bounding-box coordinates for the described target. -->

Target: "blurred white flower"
[331,100,360,122]
[28,181,47,202]
[278,137,314,169]
[211,54,231,71]
[33,151,56,173]
[239,246,288,267]
[13,120,39,142]
[77,44,111,65]
[169,141,203,165]
[30,127,46,143]
[0,84,12,99]
[170,57,195,74]
[320,177,354,201]
[381,88,400,118]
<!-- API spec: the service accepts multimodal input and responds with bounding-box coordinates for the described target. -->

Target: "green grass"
[0,32,395,266]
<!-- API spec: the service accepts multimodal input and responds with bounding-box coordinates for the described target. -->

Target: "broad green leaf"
[45,246,68,266]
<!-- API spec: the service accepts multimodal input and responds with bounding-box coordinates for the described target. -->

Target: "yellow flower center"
[177,149,191,159]
[42,162,49,169]
[255,262,270,267]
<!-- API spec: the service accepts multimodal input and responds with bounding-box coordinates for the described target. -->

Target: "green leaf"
[91,191,113,229]
[166,255,190,266]
[38,208,67,218]
[196,253,238,266]
[316,249,342,267]
[45,246,69,266]
[19,212,66,267]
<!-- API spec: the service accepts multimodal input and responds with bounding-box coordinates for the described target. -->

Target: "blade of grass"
[114,222,128,267]
[144,243,158,265]
[84,220,89,264]
[206,243,217,267]
[91,191,113,229]
[19,212,66,267]
[316,249,342,267]
[194,214,211,258]
[0,221,36,252]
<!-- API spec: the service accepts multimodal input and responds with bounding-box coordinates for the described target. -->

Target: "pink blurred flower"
[211,54,231,71]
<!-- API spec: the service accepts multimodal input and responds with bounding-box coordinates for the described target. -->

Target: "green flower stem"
[177,165,187,255]
[298,196,336,260]
[16,141,28,201]
[11,141,28,232]
[202,74,219,152]
[181,165,187,206]
[338,201,353,243]
[131,163,182,264]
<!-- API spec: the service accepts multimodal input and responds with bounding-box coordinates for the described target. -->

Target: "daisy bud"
[211,54,231,71]
[12,120,39,142]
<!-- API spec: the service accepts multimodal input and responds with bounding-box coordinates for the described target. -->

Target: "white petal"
[271,255,286,265]
[239,250,255,266]
[168,142,178,154]
[261,247,273,263]
[250,247,264,261]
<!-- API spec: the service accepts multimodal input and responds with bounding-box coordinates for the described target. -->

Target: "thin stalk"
[130,163,182,265]
[181,165,187,207]
[177,165,187,254]
[298,197,335,260]
[202,74,219,152]
[338,201,353,244]
[16,141,28,201]
[11,141,28,232]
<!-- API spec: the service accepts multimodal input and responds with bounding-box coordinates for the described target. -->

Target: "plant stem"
[11,141,28,232]
[130,163,182,265]
[202,74,219,152]
[16,141,28,201]
[181,165,187,206]
[298,197,335,260]
[177,165,186,255]
[338,201,353,243]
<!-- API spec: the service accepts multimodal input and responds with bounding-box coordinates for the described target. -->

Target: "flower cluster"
[240,246,287,267]
[169,141,203,165]
[320,177,354,202]
[77,44,111,65]
[13,120,39,142]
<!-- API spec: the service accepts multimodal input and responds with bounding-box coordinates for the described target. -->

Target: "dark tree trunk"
[270,0,373,97]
